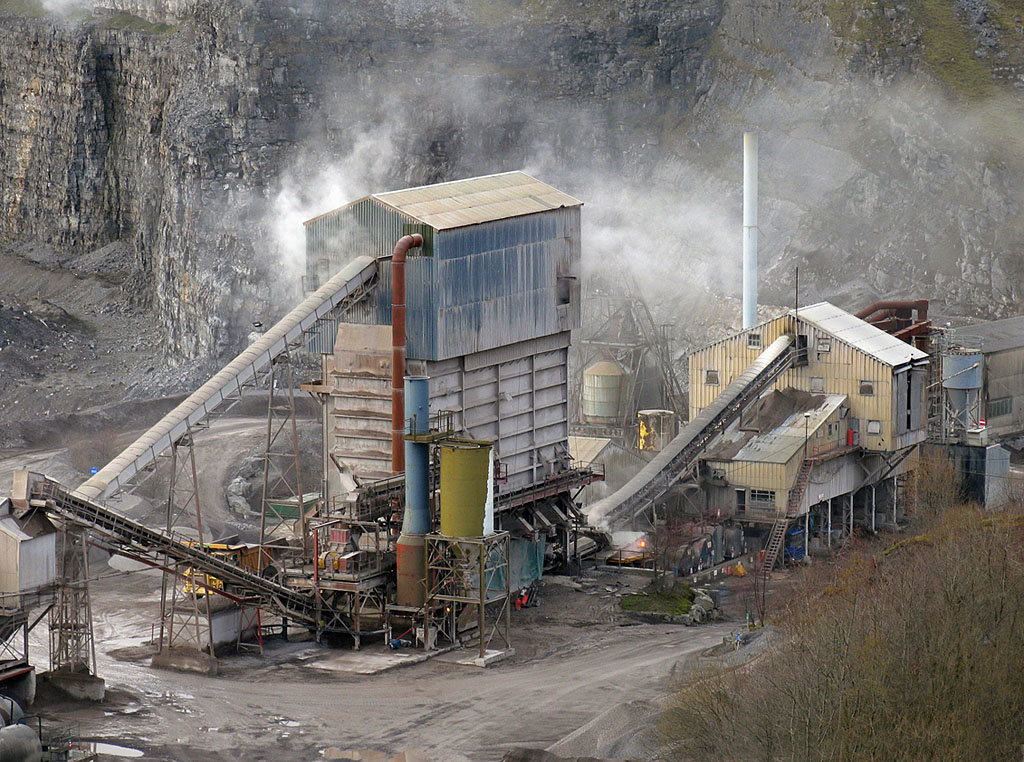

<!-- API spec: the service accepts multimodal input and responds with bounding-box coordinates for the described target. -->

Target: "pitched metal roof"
[708,393,848,465]
[954,315,1024,354]
[373,171,581,230]
[795,302,929,367]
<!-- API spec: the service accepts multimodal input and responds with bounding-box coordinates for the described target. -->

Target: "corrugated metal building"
[304,172,582,497]
[690,302,929,454]
[688,303,929,536]
[0,503,55,607]
[952,315,1024,441]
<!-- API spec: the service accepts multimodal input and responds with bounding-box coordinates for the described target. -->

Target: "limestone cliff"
[1,0,1022,380]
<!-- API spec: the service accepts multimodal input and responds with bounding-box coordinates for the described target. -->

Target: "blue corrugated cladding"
[432,208,578,360]
[304,200,580,361]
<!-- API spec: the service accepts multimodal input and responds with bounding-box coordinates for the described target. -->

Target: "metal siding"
[19,533,55,591]
[0,531,18,597]
[303,198,418,291]
[689,313,920,452]
[425,334,570,492]
[985,348,1024,438]
[432,206,579,361]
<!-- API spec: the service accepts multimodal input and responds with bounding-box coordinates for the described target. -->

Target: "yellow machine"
[181,542,269,595]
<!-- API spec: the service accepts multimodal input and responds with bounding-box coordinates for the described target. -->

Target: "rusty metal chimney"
[391,233,423,474]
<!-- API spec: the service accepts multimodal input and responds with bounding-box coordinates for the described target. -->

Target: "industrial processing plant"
[2,164,1024,762]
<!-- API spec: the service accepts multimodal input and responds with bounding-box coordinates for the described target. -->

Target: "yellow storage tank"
[440,443,492,537]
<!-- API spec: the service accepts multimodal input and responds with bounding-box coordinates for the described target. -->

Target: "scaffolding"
[424,532,511,658]
[156,429,216,658]
[48,529,95,676]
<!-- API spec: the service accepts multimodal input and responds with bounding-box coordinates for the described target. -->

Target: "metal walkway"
[76,255,378,502]
[586,335,795,528]
[31,477,320,625]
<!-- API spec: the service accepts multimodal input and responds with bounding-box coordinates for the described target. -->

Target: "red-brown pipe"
[392,233,423,474]
[855,300,928,322]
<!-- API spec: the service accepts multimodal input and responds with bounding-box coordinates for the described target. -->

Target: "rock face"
[0,0,1022,378]
[0,0,725,364]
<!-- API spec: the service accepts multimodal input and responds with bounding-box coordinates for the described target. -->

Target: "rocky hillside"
[0,0,1022,404]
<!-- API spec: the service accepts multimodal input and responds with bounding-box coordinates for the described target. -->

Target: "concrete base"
[474,648,514,667]
[443,648,515,668]
[151,647,219,676]
[40,670,106,701]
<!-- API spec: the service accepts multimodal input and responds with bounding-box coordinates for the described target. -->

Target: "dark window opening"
[556,276,574,305]
[795,334,809,366]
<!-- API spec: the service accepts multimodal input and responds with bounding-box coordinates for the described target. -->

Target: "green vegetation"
[825,0,1020,99]
[661,457,1024,759]
[915,0,997,98]
[621,582,694,616]
[0,0,46,17]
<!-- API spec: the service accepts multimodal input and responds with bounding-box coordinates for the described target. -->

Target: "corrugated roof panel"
[955,315,1024,354]
[796,302,929,367]
[730,393,848,464]
[370,171,582,230]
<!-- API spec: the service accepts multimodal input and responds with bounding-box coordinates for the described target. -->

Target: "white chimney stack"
[742,132,758,329]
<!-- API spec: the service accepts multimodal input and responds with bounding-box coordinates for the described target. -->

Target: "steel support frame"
[49,528,97,675]
[259,351,308,570]
[157,429,216,658]
[425,532,511,658]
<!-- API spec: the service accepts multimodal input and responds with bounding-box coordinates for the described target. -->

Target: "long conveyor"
[76,255,377,502]
[30,475,319,624]
[586,334,794,528]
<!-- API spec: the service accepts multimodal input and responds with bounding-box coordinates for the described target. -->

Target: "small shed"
[0,499,56,604]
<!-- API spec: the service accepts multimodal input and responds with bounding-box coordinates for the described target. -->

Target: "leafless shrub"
[660,498,1024,760]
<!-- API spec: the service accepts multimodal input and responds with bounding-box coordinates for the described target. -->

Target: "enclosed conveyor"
[76,256,377,502]
[587,335,794,528]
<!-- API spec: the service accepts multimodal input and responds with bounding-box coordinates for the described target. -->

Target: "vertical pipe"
[892,476,897,526]
[742,132,758,329]
[804,512,809,559]
[392,233,424,474]
[397,374,430,609]
[871,484,876,533]
[402,376,431,535]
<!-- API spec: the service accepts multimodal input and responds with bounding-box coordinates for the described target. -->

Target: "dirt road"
[37,566,732,761]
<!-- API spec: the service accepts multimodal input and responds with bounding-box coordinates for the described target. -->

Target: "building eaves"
[795,302,929,367]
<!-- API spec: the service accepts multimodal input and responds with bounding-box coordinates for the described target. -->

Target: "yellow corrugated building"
[689,302,929,531]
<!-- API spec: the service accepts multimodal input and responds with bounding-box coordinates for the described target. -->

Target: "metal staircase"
[760,458,813,584]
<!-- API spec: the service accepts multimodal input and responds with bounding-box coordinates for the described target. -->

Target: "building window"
[867,420,882,435]
[705,369,720,385]
[989,397,1012,418]
[750,489,775,504]
[747,332,762,349]
[556,275,574,305]
[816,338,831,352]
[859,380,874,396]
[809,377,825,393]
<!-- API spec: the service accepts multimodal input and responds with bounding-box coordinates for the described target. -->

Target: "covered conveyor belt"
[29,476,319,625]
[586,334,794,528]
[76,255,378,502]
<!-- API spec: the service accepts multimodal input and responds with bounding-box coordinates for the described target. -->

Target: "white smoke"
[269,127,400,283]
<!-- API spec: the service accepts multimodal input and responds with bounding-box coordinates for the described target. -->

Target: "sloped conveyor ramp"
[586,334,794,528]
[30,476,318,625]
[75,256,377,502]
